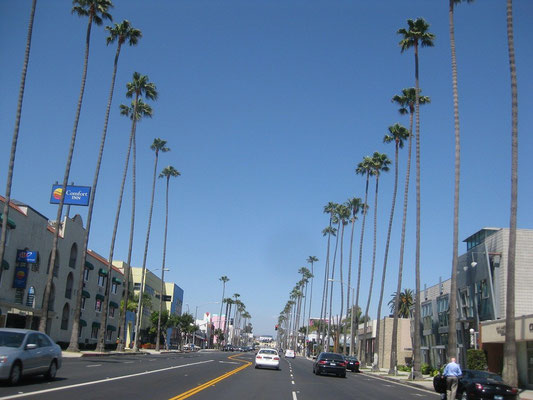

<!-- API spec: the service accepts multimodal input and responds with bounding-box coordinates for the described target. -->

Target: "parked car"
[313,352,346,378]
[0,328,62,385]
[284,349,295,359]
[345,356,360,372]
[255,348,280,370]
[456,369,519,400]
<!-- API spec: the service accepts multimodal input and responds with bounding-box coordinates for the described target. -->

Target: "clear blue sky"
[1,1,532,336]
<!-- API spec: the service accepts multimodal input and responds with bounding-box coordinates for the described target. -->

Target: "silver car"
[0,328,62,385]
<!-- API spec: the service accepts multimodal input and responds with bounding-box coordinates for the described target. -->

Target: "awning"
[92,322,101,328]
[85,261,94,270]
[80,319,87,327]
[2,260,9,270]
[82,290,91,298]
[95,294,105,301]
[0,213,16,229]
[109,301,119,309]
[98,268,108,276]
[112,277,122,285]
[106,325,116,332]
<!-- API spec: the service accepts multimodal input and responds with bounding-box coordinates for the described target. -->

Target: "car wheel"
[461,392,468,400]
[255,365,259,369]
[9,362,22,385]
[45,360,57,380]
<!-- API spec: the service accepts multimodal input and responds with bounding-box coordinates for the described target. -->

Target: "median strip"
[168,354,252,400]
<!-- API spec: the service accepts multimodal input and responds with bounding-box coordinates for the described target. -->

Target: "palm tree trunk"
[347,218,356,356]
[306,261,314,355]
[219,283,226,346]
[327,222,340,351]
[0,0,37,281]
[338,223,345,354]
[156,175,170,351]
[374,143,400,371]
[447,0,461,361]
[363,176,380,368]
[40,12,94,332]
[355,175,370,360]
[69,39,123,353]
[319,222,332,350]
[502,0,518,387]
[411,40,423,380]
[389,111,414,375]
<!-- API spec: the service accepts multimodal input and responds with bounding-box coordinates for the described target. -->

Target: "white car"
[284,349,295,358]
[255,348,280,370]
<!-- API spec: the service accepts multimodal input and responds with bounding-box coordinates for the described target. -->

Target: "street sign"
[16,249,38,263]
[50,184,91,206]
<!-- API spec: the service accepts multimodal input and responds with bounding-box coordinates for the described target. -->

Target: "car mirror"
[25,343,38,350]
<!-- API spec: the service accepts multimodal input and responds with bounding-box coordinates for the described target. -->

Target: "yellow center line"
[168,353,252,400]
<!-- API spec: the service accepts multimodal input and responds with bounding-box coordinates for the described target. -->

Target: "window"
[69,243,78,269]
[91,326,99,339]
[95,298,102,312]
[26,286,35,307]
[437,295,449,328]
[14,288,24,304]
[460,288,473,319]
[422,302,433,331]
[111,282,118,294]
[109,306,115,318]
[81,296,86,310]
[65,272,73,299]
[133,283,141,291]
[61,303,69,330]
[480,280,489,299]
[83,267,90,282]
[97,274,106,287]
[31,253,40,272]
[106,329,112,341]
[145,285,155,296]
[38,333,51,347]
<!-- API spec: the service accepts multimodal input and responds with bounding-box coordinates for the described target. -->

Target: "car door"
[23,333,41,374]
[36,334,55,373]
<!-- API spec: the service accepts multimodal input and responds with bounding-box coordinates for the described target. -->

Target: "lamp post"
[328,279,355,356]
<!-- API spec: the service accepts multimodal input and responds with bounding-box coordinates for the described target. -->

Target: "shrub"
[467,349,487,370]
[397,364,412,372]
[421,363,434,375]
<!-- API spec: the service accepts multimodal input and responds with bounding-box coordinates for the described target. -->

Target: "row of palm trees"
[217,278,252,347]
[0,0,183,353]
[277,4,520,386]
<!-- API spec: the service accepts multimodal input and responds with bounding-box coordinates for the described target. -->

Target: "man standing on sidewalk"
[443,357,462,399]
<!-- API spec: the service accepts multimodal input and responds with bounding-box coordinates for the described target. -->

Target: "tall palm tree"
[345,197,362,356]
[362,152,390,369]
[354,155,375,360]
[335,204,350,353]
[69,19,141,353]
[305,256,318,355]
[155,164,179,351]
[222,298,233,346]
[327,205,342,349]
[40,0,113,333]
[388,289,414,318]
[503,0,518,387]
[0,0,37,281]
[388,88,429,374]
[218,276,229,345]
[373,124,409,369]
[398,18,435,379]
[447,0,473,363]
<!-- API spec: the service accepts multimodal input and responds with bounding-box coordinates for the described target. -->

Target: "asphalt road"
[0,352,442,400]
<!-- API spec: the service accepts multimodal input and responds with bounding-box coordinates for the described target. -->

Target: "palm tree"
[373,125,409,369]
[345,197,362,356]
[327,205,342,349]
[69,19,141,353]
[388,289,414,318]
[388,88,429,374]
[362,152,390,369]
[503,0,518,387]
[222,298,233,346]
[305,256,318,355]
[155,164,179,351]
[40,0,113,333]
[218,276,229,346]
[335,204,350,353]
[354,156,374,359]
[447,0,473,364]
[0,0,37,281]
[398,18,435,379]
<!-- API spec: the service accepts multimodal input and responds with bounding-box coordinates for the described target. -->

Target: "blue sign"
[50,184,91,206]
[13,266,28,289]
[16,249,38,263]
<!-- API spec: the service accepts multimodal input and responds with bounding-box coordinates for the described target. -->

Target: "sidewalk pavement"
[61,349,184,358]
[357,366,533,400]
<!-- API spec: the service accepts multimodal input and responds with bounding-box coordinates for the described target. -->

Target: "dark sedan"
[345,356,360,372]
[313,352,346,378]
[457,369,518,400]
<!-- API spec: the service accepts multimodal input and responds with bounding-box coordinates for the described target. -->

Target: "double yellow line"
[169,354,252,400]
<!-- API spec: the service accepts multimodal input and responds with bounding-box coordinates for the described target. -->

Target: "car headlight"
[0,356,8,364]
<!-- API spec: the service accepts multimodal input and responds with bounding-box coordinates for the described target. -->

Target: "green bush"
[421,363,434,375]
[397,364,412,372]
[467,349,487,370]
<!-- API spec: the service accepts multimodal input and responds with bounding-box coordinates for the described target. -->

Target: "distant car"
[313,352,347,378]
[345,356,360,372]
[255,348,280,370]
[457,369,518,400]
[0,328,62,385]
[284,349,295,358]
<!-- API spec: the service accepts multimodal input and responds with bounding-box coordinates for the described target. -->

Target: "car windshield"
[0,331,25,348]
[259,349,277,355]
[469,371,504,382]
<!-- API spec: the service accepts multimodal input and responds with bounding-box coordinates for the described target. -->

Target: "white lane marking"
[292,391,298,400]
[0,360,214,400]
[86,365,101,368]
[291,380,295,385]
[124,361,134,364]
[218,361,239,364]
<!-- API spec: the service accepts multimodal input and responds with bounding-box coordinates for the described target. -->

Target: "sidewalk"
[61,349,183,358]
[358,366,533,400]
